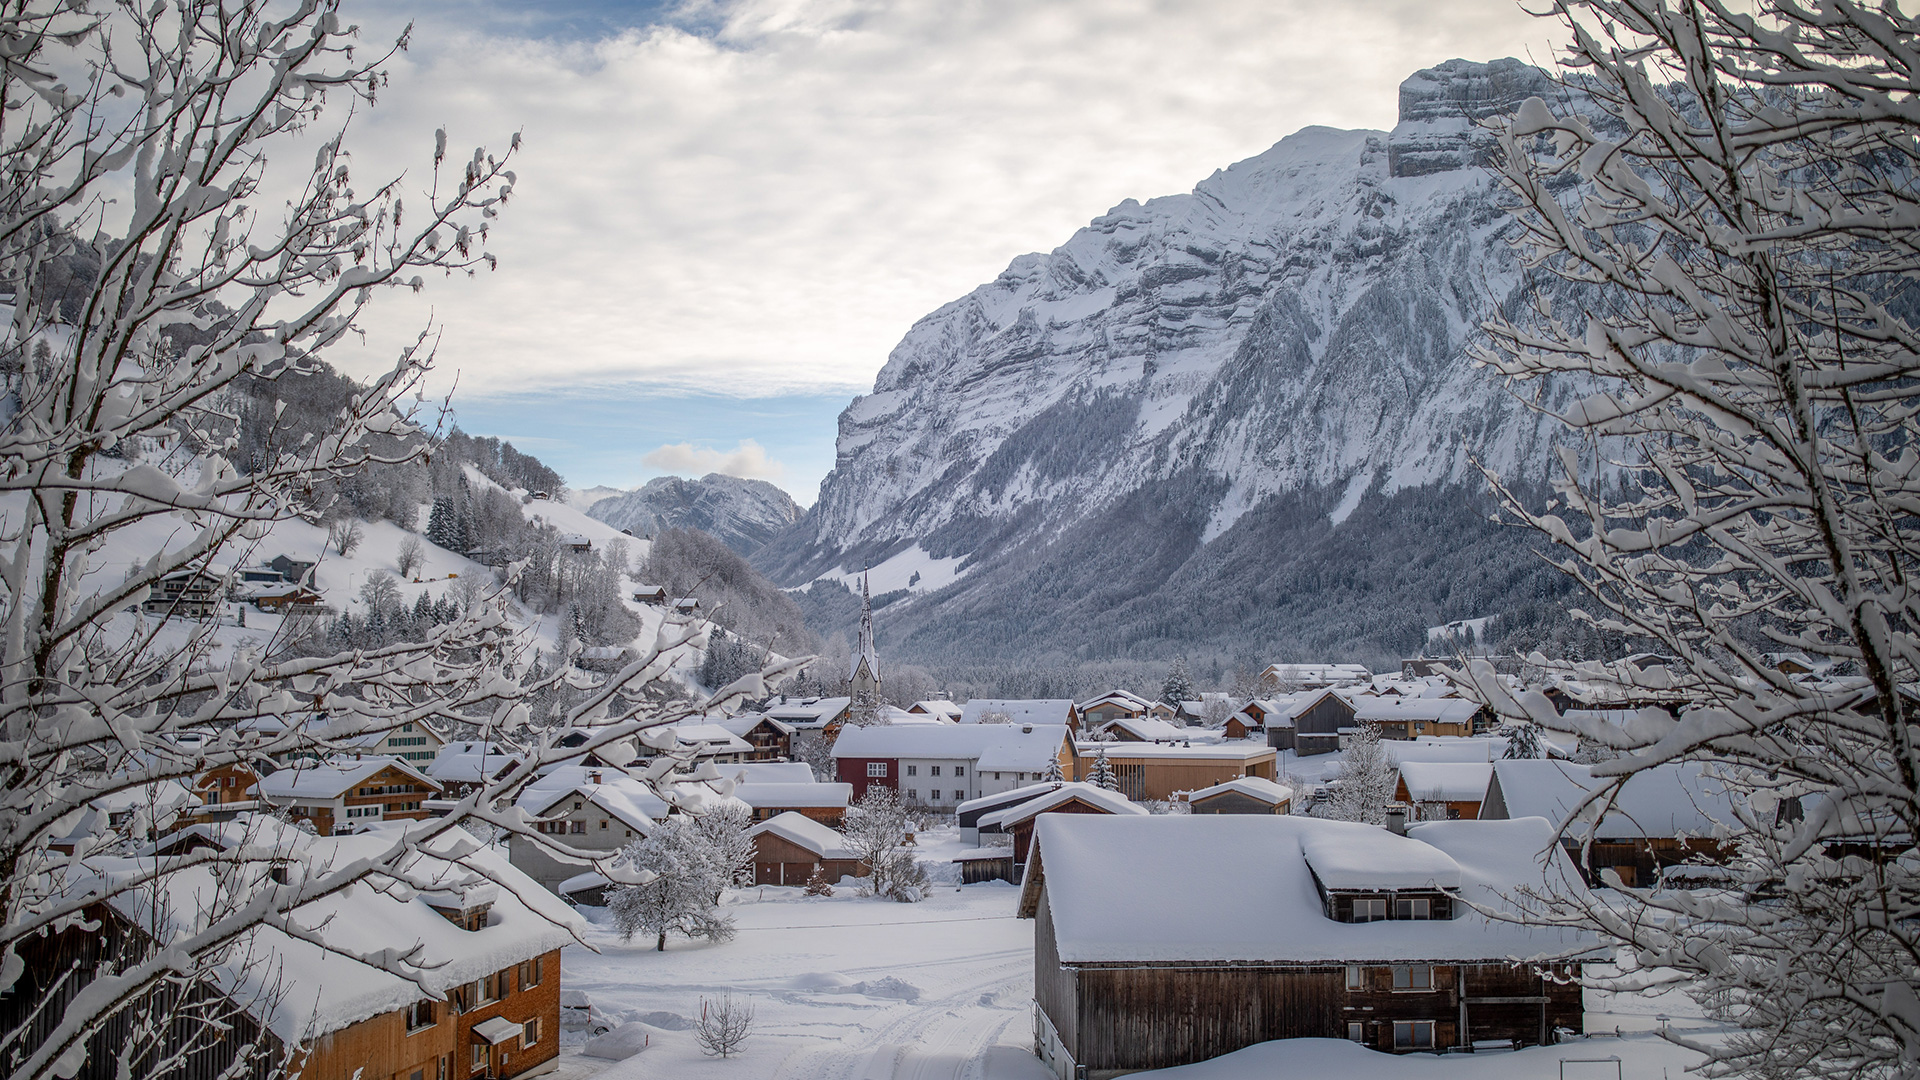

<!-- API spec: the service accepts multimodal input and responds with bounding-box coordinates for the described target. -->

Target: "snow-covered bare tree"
[692,991,753,1058]
[841,786,924,901]
[1323,723,1392,825]
[0,4,803,1077]
[609,817,740,951]
[396,534,425,579]
[1457,3,1920,1077]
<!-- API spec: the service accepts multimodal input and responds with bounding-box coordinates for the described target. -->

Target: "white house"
[831,723,1074,810]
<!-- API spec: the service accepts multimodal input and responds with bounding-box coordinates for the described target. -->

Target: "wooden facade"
[749,831,864,885]
[1033,894,1582,1078]
[4,914,562,1080]
[1283,691,1357,756]
[1558,836,1729,888]
[1071,750,1277,803]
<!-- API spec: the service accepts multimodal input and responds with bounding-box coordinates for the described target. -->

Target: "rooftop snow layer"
[749,811,855,859]
[1397,761,1493,803]
[1027,814,1597,965]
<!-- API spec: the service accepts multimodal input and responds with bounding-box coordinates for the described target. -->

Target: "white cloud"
[641,438,787,481]
[330,0,1559,399]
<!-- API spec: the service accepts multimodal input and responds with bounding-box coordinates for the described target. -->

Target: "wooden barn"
[1186,776,1293,814]
[1481,759,1739,887]
[732,781,852,827]
[748,811,865,885]
[1393,761,1492,820]
[1283,689,1360,756]
[1018,815,1598,1079]
[1353,698,1482,741]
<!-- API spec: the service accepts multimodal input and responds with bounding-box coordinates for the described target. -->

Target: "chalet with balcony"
[1070,742,1277,802]
[254,757,441,835]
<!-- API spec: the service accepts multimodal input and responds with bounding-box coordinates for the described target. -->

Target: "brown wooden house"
[1480,759,1739,887]
[1392,761,1492,820]
[1071,743,1276,802]
[1283,689,1360,755]
[254,756,442,835]
[1019,815,1599,1078]
[979,782,1147,875]
[747,811,865,885]
[19,820,579,1080]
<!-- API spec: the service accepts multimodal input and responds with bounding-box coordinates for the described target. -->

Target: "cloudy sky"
[329,0,1560,504]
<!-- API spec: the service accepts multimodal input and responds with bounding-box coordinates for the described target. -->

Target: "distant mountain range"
[585,473,803,556]
[751,58,1603,668]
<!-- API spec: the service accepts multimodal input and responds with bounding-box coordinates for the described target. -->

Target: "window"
[994,772,1002,780]
[522,1018,540,1048]
[1390,965,1432,992]
[437,1055,448,1080]
[930,790,941,802]
[954,766,964,777]
[867,762,887,777]
[600,819,609,830]
[1392,1020,1435,1049]
[1351,898,1386,922]
[905,789,917,801]
[906,765,917,776]
[406,999,435,1032]
[519,957,543,988]
[1395,898,1431,920]
[471,1044,487,1072]
[930,765,942,776]
[1345,965,1366,991]
[570,820,586,834]
[482,971,503,1003]
[1348,1022,1366,1043]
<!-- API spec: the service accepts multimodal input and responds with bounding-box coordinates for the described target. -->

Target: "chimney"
[589,770,603,785]
[1386,808,1408,836]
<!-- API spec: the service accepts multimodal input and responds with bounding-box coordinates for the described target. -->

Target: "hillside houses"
[507,767,667,891]
[832,723,1074,809]
[1020,814,1598,1077]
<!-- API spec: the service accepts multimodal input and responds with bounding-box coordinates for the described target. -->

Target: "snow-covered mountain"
[586,473,803,556]
[758,58,1598,665]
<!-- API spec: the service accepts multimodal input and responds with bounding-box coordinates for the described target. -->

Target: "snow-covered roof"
[724,762,818,784]
[426,742,523,784]
[732,782,852,809]
[1383,737,1505,765]
[1024,814,1598,965]
[1352,698,1480,725]
[749,811,856,860]
[958,699,1075,725]
[956,781,1065,819]
[517,766,665,833]
[1263,663,1372,684]
[256,756,438,800]
[664,724,754,754]
[832,723,1070,775]
[1397,761,1494,803]
[909,699,964,720]
[1186,776,1293,805]
[95,819,583,1043]
[765,697,851,727]
[1301,828,1462,891]
[1076,689,1155,712]
[1073,742,1273,761]
[1097,716,1188,742]
[1486,760,1739,839]
[979,783,1147,830]
[714,712,795,738]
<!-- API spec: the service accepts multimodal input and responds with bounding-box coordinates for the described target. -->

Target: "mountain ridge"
[755,57,1601,666]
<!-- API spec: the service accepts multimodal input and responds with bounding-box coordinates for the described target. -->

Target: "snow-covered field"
[555,828,1715,1080]
[557,828,1048,1080]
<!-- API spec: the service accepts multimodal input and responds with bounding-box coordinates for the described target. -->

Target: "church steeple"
[850,566,880,690]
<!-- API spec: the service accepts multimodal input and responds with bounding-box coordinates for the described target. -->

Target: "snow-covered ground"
[557,827,1047,1080]
[555,826,1714,1080]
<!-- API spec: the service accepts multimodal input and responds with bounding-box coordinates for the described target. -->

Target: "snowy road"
[557,869,1051,1080]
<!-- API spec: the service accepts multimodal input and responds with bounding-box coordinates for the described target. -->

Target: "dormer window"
[1328,891,1453,923]
[1395,897,1431,920]
[1352,898,1386,922]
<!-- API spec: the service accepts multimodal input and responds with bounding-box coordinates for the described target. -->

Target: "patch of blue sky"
[395,0,722,44]
[443,385,850,506]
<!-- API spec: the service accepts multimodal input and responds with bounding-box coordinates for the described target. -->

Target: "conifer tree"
[1159,656,1195,707]
[1088,747,1119,792]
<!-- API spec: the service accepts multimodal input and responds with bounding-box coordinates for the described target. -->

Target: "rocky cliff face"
[587,473,802,556]
[758,59,1594,665]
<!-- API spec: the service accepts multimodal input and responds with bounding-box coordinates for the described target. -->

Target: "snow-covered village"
[5,3,1920,1080]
